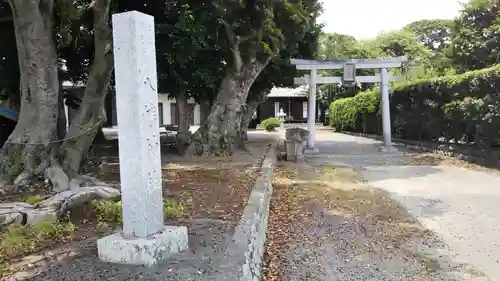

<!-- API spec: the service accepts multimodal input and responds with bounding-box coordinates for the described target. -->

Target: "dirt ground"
[262,162,487,281]
[1,132,277,280]
[261,130,494,281]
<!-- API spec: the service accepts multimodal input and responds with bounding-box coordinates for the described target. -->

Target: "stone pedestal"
[379,145,399,153]
[304,147,320,154]
[284,140,304,161]
[284,140,296,161]
[284,128,309,161]
[97,226,188,266]
[97,11,187,266]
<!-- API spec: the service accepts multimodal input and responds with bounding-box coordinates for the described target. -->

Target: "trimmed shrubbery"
[329,88,381,134]
[329,64,500,145]
[260,117,282,132]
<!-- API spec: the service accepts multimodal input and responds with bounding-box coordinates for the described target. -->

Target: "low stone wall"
[210,140,278,281]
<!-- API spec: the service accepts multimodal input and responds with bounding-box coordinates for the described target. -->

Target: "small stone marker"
[97,10,188,266]
[284,128,308,161]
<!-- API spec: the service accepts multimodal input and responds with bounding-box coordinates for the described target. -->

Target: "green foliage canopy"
[450,0,500,71]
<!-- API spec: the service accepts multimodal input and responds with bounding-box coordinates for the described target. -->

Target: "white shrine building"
[62,81,202,129]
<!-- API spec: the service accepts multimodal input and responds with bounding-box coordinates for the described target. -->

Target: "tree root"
[9,159,106,194]
[0,179,8,195]
[12,171,33,188]
[8,157,72,193]
[186,128,240,157]
[44,165,70,192]
[9,159,51,192]
[1,184,120,227]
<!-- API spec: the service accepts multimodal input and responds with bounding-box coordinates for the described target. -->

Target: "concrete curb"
[210,140,278,281]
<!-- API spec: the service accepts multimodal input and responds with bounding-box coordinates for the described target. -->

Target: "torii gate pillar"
[380,68,392,148]
[307,69,318,151]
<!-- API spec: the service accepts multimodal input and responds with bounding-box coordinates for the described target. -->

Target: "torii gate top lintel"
[290,56,406,151]
[290,56,408,70]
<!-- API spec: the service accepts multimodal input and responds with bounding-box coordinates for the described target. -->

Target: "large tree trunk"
[1,0,60,183]
[58,0,113,180]
[57,79,67,140]
[175,94,190,154]
[238,99,260,144]
[186,60,270,156]
[200,99,211,121]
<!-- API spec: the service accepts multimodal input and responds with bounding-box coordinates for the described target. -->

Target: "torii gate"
[290,56,407,152]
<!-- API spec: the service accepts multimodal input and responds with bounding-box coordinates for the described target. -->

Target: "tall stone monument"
[97,11,188,266]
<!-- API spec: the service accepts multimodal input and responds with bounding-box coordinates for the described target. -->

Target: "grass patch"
[0,220,76,277]
[23,195,44,205]
[285,164,417,224]
[91,198,185,227]
[163,199,186,218]
[0,198,185,278]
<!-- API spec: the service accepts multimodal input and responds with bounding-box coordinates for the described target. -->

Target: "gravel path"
[263,131,495,281]
[362,166,500,280]
[7,218,234,281]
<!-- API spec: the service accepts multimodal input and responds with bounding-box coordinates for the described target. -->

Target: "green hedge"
[329,64,500,145]
[329,88,381,133]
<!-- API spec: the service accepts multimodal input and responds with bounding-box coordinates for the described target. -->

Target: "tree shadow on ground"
[306,140,446,182]
[339,131,500,170]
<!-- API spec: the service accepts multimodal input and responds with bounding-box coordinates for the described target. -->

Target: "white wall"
[98,94,201,129]
[274,101,279,117]
[157,94,201,126]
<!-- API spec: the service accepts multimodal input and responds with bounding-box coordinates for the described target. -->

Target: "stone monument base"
[379,145,399,153]
[304,147,320,154]
[97,225,188,266]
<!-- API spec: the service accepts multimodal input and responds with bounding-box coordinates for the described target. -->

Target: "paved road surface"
[310,131,500,280]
